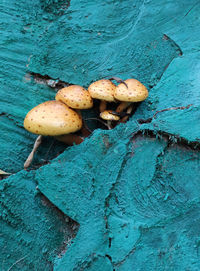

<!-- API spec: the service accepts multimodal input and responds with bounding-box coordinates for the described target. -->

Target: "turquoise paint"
[36,123,139,270]
[0,171,78,270]
[36,126,200,270]
[109,141,200,270]
[29,0,180,87]
[1,0,200,270]
[0,0,70,172]
[136,52,200,142]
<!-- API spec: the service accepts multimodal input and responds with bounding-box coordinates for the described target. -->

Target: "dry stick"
[7,256,27,271]
[24,135,43,169]
[109,77,128,88]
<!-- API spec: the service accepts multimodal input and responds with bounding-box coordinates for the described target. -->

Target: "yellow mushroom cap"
[100,110,120,121]
[114,79,148,102]
[88,79,116,102]
[24,100,82,136]
[55,85,93,109]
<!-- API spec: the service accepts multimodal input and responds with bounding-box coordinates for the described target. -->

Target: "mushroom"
[55,85,93,137]
[55,85,93,110]
[115,79,148,114]
[88,79,116,112]
[100,110,120,129]
[24,100,82,169]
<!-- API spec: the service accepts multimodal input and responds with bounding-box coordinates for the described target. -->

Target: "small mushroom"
[115,78,148,114]
[88,79,116,112]
[55,85,93,137]
[100,110,120,121]
[100,110,120,129]
[55,85,93,110]
[24,100,82,168]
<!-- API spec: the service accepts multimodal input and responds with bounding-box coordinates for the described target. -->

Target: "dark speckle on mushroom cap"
[24,100,82,136]
[55,85,93,109]
[114,78,148,102]
[88,79,116,102]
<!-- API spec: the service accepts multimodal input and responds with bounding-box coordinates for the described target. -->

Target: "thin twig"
[109,76,128,88]
[7,256,27,271]
[24,135,43,169]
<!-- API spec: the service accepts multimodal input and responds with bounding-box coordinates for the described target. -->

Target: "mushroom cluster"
[24,78,148,168]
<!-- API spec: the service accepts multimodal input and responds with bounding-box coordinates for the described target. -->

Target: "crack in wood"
[137,104,193,124]
[30,72,70,90]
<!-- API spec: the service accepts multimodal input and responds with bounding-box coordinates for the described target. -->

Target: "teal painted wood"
[29,0,180,87]
[1,0,200,270]
[0,171,78,270]
[0,0,68,172]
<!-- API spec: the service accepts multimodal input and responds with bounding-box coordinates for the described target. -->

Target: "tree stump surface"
[1,0,200,270]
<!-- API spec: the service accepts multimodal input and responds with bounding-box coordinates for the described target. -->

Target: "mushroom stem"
[116,102,131,113]
[99,100,107,112]
[107,120,112,130]
[55,134,84,145]
[120,105,133,123]
[24,135,43,169]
